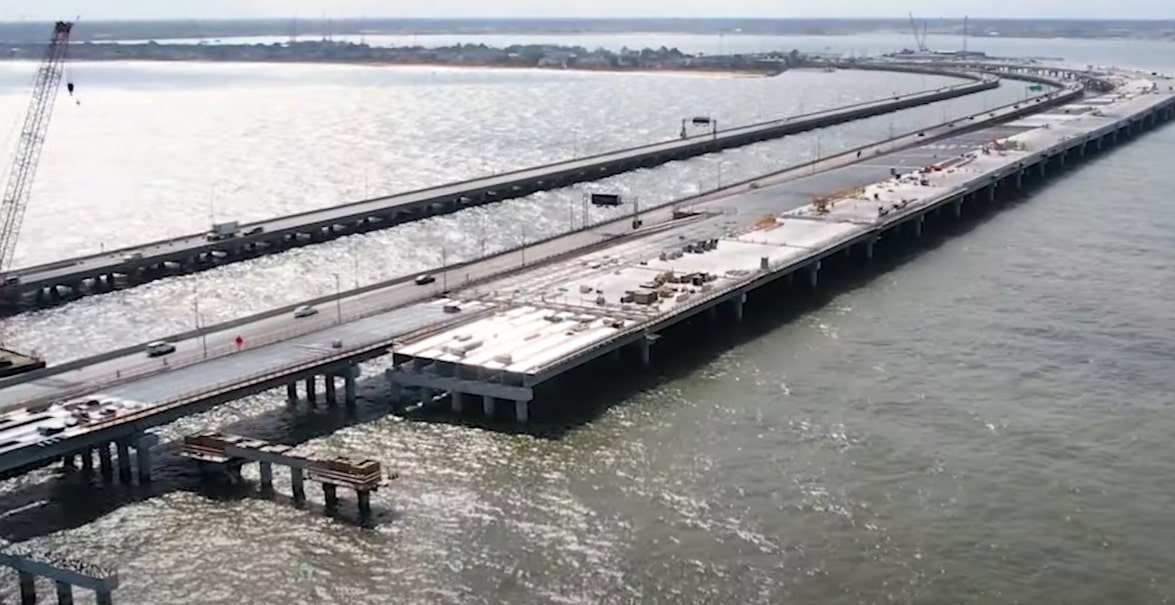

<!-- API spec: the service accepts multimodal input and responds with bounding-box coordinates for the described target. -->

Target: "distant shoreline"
[0,41,794,77]
[0,56,782,78]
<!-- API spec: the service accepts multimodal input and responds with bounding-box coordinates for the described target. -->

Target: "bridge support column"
[913,216,924,238]
[96,589,113,605]
[259,462,274,495]
[808,261,821,289]
[97,443,113,481]
[342,366,357,409]
[451,391,464,414]
[323,484,339,511]
[862,238,875,261]
[136,437,152,484]
[80,447,93,476]
[731,293,746,322]
[1038,161,1047,177]
[987,185,996,202]
[1058,151,1066,168]
[324,375,337,407]
[56,581,73,605]
[638,336,652,367]
[305,376,317,404]
[1016,170,1024,189]
[420,387,433,406]
[291,467,306,503]
[954,200,963,218]
[707,305,719,320]
[357,490,372,519]
[515,400,530,424]
[116,440,132,484]
[286,382,297,403]
[19,571,34,605]
[482,395,496,418]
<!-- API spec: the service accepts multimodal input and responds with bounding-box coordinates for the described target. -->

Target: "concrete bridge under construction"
[0,60,1167,489]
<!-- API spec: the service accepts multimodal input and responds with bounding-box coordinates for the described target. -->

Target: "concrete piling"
[286,382,297,403]
[305,376,317,403]
[291,467,306,503]
[515,400,529,424]
[482,394,496,418]
[97,444,113,481]
[19,571,35,605]
[323,484,339,511]
[116,441,132,484]
[56,581,73,605]
[259,461,274,495]
[451,391,464,414]
[324,375,337,406]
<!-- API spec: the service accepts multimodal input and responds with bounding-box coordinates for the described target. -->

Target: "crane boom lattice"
[0,20,73,276]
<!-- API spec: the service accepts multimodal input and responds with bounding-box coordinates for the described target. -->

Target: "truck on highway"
[206,221,240,241]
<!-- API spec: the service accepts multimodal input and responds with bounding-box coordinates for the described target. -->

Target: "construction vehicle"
[0,20,75,376]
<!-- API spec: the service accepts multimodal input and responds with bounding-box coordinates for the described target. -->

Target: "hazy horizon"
[1,1,1171,21]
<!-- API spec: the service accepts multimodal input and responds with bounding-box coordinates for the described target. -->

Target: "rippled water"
[0,34,1172,605]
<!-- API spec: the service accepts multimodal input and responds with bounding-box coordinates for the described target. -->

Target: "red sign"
[235,335,244,350]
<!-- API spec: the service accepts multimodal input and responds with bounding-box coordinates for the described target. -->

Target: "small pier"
[179,433,392,521]
[0,545,118,605]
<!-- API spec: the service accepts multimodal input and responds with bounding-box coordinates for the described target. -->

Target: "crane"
[907,12,929,53]
[0,20,74,281]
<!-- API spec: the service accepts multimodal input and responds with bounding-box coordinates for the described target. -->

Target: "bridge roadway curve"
[5,59,1159,477]
[0,64,1000,311]
[0,66,1084,423]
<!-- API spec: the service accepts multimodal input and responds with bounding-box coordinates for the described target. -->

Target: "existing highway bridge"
[0,63,1002,311]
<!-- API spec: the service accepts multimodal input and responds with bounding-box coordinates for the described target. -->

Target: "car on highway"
[293,305,319,318]
[414,274,436,285]
[145,341,176,357]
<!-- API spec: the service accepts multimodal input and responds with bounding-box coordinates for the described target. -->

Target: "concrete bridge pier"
[953,199,963,218]
[357,490,372,520]
[987,184,997,202]
[482,394,496,418]
[96,589,113,605]
[259,461,274,495]
[116,440,133,484]
[291,467,306,503]
[808,261,822,289]
[638,336,652,367]
[97,443,114,481]
[324,374,337,407]
[515,400,530,424]
[305,376,317,404]
[912,215,925,238]
[18,570,34,604]
[56,581,73,605]
[135,436,153,484]
[286,382,298,403]
[342,365,358,409]
[731,293,747,322]
[80,447,94,476]
[323,483,339,511]
[451,391,464,414]
[1015,170,1024,189]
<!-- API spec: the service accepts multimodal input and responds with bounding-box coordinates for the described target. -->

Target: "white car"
[293,305,319,318]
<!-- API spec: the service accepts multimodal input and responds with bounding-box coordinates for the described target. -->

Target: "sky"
[2,0,1170,21]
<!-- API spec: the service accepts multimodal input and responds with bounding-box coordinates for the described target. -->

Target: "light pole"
[441,245,448,292]
[192,292,207,359]
[332,273,342,324]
